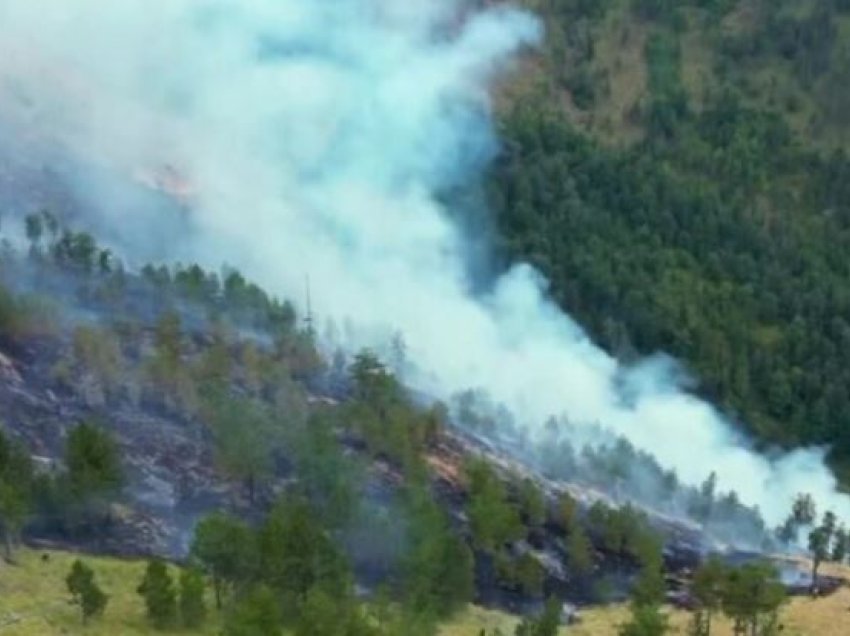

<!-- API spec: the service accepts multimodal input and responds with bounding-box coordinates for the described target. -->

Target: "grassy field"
[0,549,220,636]
[1,549,848,635]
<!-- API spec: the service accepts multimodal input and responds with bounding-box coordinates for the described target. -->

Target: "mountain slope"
[492,0,850,474]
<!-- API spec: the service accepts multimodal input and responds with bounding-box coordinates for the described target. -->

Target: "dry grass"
[442,563,850,636]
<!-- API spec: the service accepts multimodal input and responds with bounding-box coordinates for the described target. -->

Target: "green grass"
[3,550,848,636]
[0,549,219,635]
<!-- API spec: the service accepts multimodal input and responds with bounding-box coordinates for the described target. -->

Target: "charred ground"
[0,208,844,634]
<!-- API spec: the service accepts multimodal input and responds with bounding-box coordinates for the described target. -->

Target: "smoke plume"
[0,0,847,528]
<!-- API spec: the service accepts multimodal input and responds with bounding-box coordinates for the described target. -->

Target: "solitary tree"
[137,559,178,630]
[66,559,108,624]
[808,525,831,592]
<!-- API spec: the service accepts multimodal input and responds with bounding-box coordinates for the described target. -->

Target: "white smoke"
[0,0,847,527]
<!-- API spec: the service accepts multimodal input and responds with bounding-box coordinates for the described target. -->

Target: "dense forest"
[489,0,850,475]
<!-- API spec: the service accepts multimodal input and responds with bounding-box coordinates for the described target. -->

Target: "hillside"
[2,2,850,635]
[490,0,850,475]
[0,211,846,635]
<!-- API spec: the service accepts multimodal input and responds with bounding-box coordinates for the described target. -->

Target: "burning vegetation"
[0,211,846,636]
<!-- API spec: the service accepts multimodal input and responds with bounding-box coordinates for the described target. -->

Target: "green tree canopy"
[66,559,108,624]
[0,428,34,561]
[179,568,206,628]
[137,559,178,630]
[224,585,283,636]
[66,421,122,504]
[190,512,256,609]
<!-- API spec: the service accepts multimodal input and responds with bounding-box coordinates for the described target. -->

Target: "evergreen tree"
[556,492,578,533]
[791,494,817,526]
[465,459,524,553]
[808,525,831,591]
[207,397,274,504]
[257,495,350,616]
[631,533,666,608]
[179,568,206,628]
[0,429,34,561]
[688,557,727,636]
[620,531,668,636]
[137,559,178,630]
[66,559,108,624]
[66,421,122,513]
[517,478,546,528]
[721,562,785,636]
[402,483,474,619]
[566,524,595,581]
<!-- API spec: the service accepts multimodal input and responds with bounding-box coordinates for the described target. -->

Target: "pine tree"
[465,458,524,553]
[688,557,726,636]
[137,559,177,630]
[808,525,831,591]
[0,430,34,562]
[620,531,668,636]
[566,524,595,581]
[66,421,122,517]
[66,559,108,624]
[721,562,785,636]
